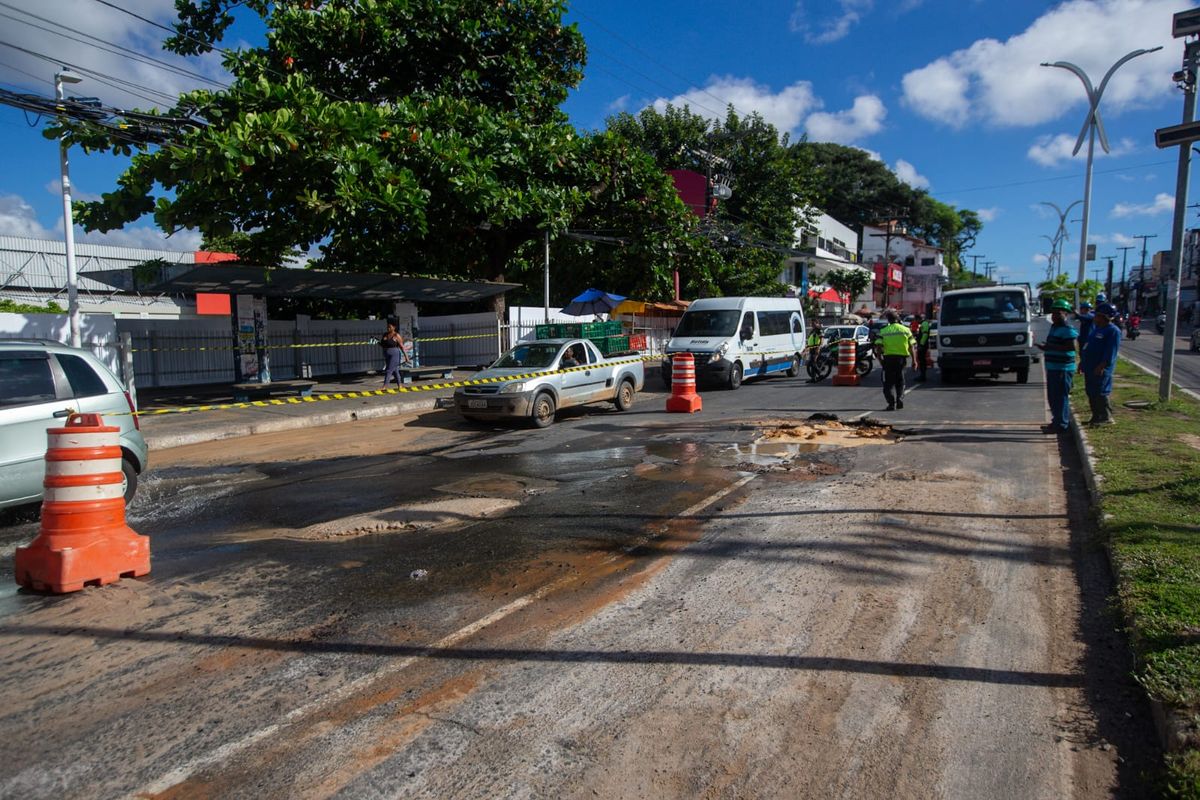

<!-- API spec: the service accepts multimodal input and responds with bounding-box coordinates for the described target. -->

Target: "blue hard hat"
[1080,301,1092,308]
[1096,302,1117,317]
[1096,292,1107,302]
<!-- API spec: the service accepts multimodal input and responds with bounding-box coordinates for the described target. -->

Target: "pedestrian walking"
[915,314,932,382]
[1080,303,1122,425]
[1035,298,1078,434]
[873,310,917,410]
[380,323,407,387]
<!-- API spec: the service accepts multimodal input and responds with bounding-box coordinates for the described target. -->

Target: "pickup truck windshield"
[941,291,1028,326]
[674,310,740,337]
[493,343,562,369]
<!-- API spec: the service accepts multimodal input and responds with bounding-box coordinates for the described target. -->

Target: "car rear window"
[0,354,57,406]
[56,353,109,398]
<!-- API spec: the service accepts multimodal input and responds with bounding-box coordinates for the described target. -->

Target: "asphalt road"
[0,362,1158,799]
[1119,327,1200,396]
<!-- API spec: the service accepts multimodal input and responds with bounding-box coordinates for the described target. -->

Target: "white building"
[780,211,872,314]
[861,223,948,314]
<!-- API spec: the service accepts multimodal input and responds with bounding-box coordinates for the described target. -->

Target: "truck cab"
[936,286,1035,384]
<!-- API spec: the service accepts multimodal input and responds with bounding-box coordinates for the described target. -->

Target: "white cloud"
[1111,192,1174,218]
[805,95,886,144]
[44,179,101,204]
[1033,253,1049,264]
[901,0,1181,128]
[0,192,200,250]
[0,0,228,108]
[1027,133,1137,168]
[605,94,631,114]
[789,0,875,44]
[892,159,929,189]
[650,76,820,135]
[977,207,1000,222]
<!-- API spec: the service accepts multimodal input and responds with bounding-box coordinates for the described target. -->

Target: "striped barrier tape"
[126,332,497,354]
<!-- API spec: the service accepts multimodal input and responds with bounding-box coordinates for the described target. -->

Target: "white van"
[661,297,806,389]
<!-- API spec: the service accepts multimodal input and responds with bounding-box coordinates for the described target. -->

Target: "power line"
[942,159,1177,195]
[0,40,179,105]
[0,2,227,89]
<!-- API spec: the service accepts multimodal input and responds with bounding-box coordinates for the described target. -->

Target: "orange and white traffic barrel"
[14,413,150,593]
[665,353,702,413]
[831,339,860,386]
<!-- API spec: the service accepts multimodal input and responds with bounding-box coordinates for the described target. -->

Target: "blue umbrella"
[559,288,627,317]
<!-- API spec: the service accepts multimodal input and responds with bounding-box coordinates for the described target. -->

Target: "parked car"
[454,338,644,427]
[0,340,147,509]
[822,324,871,345]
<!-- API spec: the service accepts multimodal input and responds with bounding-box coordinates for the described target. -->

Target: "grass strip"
[1072,360,1200,797]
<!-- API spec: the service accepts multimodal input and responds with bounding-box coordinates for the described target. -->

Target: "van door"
[738,311,760,373]
[755,310,795,376]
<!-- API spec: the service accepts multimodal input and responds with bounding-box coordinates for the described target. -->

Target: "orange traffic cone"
[14,413,150,593]
[665,353,702,413]
[831,339,860,386]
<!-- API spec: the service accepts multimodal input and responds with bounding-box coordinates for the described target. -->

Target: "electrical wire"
[0,40,179,105]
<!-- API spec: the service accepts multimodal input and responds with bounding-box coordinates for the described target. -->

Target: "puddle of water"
[724,442,821,467]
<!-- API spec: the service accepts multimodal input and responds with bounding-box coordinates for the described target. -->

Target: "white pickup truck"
[453,338,644,427]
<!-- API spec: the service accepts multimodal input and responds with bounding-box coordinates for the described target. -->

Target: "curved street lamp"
[1041,48,1163,307]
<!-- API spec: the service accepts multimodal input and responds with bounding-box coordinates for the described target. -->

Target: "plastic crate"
[628,334,648,351]
[559,322,582,337]
[581,320,623,338]
[534,323,557,339]
[594,335,631,355]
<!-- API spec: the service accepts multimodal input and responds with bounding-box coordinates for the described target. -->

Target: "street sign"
[1155,119,1200,148]
[1086,244,1096,261]
[1174,8,1200,38]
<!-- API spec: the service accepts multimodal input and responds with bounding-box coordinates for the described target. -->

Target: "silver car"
[0,340,148,509]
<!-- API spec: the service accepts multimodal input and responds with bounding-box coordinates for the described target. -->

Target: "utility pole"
[1101,256,1116,298]
[1116,244,1136,305]
[969,254,986,276]
[983,261,997,283]
[1132,233,1158,312]
[869,215,907,310]
[1158,28,1200,402]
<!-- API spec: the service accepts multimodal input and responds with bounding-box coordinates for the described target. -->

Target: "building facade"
[860,223,948,315]
[780,211,872,314]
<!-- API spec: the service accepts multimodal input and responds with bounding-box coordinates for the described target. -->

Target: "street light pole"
[1042,47,1162,313]
[55,67,83,348]
[1039,199,1082,280]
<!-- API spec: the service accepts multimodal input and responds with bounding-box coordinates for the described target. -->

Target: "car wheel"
[614,379,636,411]
[1016,368,1030,384]
[727,362,743,390]
[121,456,138,506]
[530,392,556,428]
[786,354,801,378]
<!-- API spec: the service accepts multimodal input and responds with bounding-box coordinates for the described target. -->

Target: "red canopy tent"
[808,287,847,303]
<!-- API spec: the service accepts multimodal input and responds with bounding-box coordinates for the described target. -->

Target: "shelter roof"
[84,262,520,303]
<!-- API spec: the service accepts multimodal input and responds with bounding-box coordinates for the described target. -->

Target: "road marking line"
[1119,353,1200,403]
[133,473,757,797]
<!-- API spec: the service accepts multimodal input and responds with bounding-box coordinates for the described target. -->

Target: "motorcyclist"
[805,320,824,382]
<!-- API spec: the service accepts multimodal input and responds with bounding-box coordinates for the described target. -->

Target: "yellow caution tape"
[128,332,497,354]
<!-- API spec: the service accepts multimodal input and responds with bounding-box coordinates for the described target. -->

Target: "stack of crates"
[593,335,631,355]
[538,319,630,353]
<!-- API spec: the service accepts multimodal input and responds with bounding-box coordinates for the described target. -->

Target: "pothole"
[434,472,558,499]
[286,498,521,540]
[756,415,901,448]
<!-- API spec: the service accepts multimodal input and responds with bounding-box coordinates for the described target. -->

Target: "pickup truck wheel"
[786,354,800,377]
[727,362,743,390]
[1016,368,1030,384]
[614,379,636,411]
[530,392,556,428]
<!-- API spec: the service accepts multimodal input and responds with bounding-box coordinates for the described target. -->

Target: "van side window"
[756,311,792,336]
[740,312,755,338]
[792,315,804,334]
[0,354,58,407]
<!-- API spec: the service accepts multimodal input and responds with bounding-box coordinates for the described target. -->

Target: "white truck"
[936,284,1036,383]
[453,338,644,427]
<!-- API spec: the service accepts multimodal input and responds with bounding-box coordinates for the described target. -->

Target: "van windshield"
[674,310,740,337]
[941,291,1027,326]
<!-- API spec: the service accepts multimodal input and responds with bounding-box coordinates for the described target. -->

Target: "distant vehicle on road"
[1157,313,1167,335]
[0,340,147,509]
[823,325,870,345]
[936,285,1035,384]
[454,338,644,428]
[662,296,806,389]
[1191,327,1200,352]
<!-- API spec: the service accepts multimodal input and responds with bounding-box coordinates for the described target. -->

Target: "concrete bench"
[395,366,455,384]
[231,379,317,402]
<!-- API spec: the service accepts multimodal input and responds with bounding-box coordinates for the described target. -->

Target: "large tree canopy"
[56,0,593,289]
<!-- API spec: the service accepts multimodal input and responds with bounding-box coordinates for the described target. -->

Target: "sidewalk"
[136,371,463,450]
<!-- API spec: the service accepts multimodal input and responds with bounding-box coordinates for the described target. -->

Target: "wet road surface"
[0,364,1159,798]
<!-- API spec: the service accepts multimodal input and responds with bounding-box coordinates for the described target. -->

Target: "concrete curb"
[142,396,444,450]
[1068,379,1190,756]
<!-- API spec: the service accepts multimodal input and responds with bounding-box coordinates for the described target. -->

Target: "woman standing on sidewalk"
[381,323,406,387]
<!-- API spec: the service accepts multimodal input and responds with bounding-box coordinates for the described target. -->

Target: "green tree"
[603,104,821,298]
[825,267,872,317]
[1037,273,1104,308]
[54,0,594,309]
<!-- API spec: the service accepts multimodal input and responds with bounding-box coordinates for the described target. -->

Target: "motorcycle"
[1157,313,1166,335]
[807,340,874,382]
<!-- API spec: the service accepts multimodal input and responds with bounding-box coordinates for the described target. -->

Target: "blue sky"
[0,0,1196,289]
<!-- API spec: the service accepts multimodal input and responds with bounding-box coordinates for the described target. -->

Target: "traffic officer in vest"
[915,313,932,382]
[805,320,824,382]
[873,310,917,410]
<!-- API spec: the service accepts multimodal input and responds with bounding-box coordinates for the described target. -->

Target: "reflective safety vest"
[917,320,931,346]
[807,331,822,348]
[877,323,915,357]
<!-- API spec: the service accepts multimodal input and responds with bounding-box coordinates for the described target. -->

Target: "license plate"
[468,399,488,409]
[972,359,991,366]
